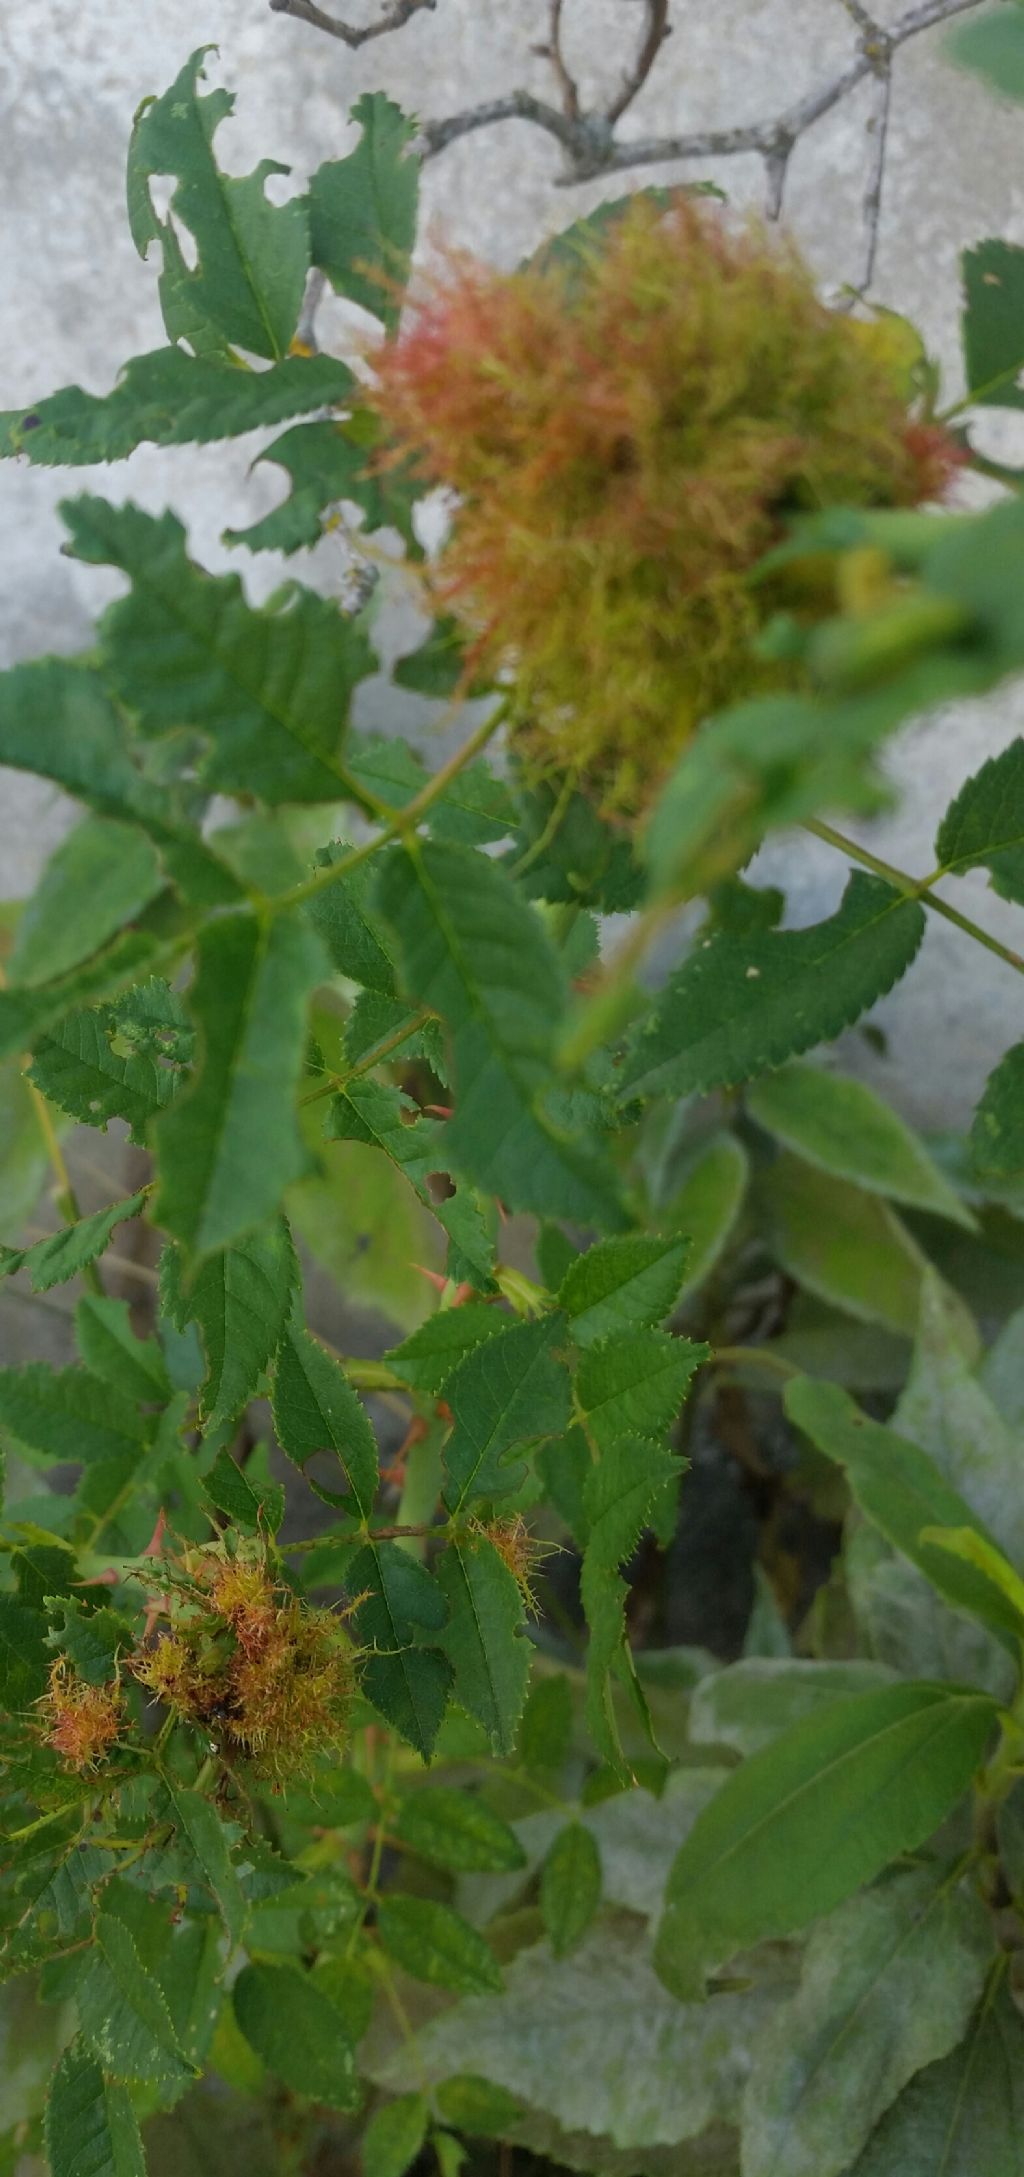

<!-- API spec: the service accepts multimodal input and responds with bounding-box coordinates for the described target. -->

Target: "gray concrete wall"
[2,0,1024,1126]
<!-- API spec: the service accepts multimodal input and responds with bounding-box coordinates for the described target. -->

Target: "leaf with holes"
[225,415,417,557]
[128,47,310,359]
[27,1009,179,1144]
[308,93,419,331]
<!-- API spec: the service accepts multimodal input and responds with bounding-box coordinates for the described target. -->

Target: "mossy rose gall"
[371,196,960,813]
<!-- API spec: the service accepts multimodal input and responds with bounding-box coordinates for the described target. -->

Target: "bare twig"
[420,90,586,165]
[542,0,584,123]
[606,0,672,127]
[420,0,985,189]
[857,60,894,292]
[269,0,435,46]
[835,0,884,37]
[273,0,988,293]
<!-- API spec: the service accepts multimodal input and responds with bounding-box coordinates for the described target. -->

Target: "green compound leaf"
[0,1593,50,1709]
[437,1534,531,1757]
[0,1190,147,1294]
[0,1364,146,1467]
[0,346,353,465]
[45,1597,135,1687]
[558,1234,690,1348]
[441,1315,572,1514]
[0,930,171,1066]
[434,2077,525,2138]
[621,874,925,1103]
[971,1041,1024,1178]
[741,1863,993,2177]
[961,239,1024,412]
[305,853,397,992]
[154,910,328,1260]
[78,1912,192,2093]
[936,735,1024,904]
[376,1895,503,1996]
[0,659,158,826]
[160,1216,298,1433]
[161,1784,247,1944]
[203,1445,285,1534]
[377,840,625,1229]
[74,1294,170,1403]
[327,1078,496,1290]
[362,2094,431,2177]
[518,1674,574,1779]
[785,1375,1024,1648]
[386,1304,509,1396]
[540,1823,603,1958]
[45,2039,145,2177]
[575,1329,706,1453]
[655,1682,998,1999]
[128,48,309,360]
[224,416,415,557]
[394,1786,527,1874]
[10,816,164,990]
[2,1839,110,1980]
[61,497,375,806]
[272,1316,379,1516]
[233,1961,359,2109]
[851,1968,1024,2175]
[748,1063,974,1228]
[580,1438,683,1775]
[349,1540,452,1759]
[308,93,419,331]
[27,1007,180,1145]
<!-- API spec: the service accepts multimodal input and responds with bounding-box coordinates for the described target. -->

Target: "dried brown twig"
[268,0,435,47]
[270,0,988,292]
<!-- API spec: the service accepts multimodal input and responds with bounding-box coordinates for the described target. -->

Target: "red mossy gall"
[370,195,961,814]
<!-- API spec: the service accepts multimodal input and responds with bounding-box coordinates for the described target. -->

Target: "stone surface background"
[2,0,1024,1130]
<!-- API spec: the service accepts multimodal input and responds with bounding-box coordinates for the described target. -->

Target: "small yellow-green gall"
[132,1542,355,1778]
[371,195,960,812]
[41,1659,123,1771]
